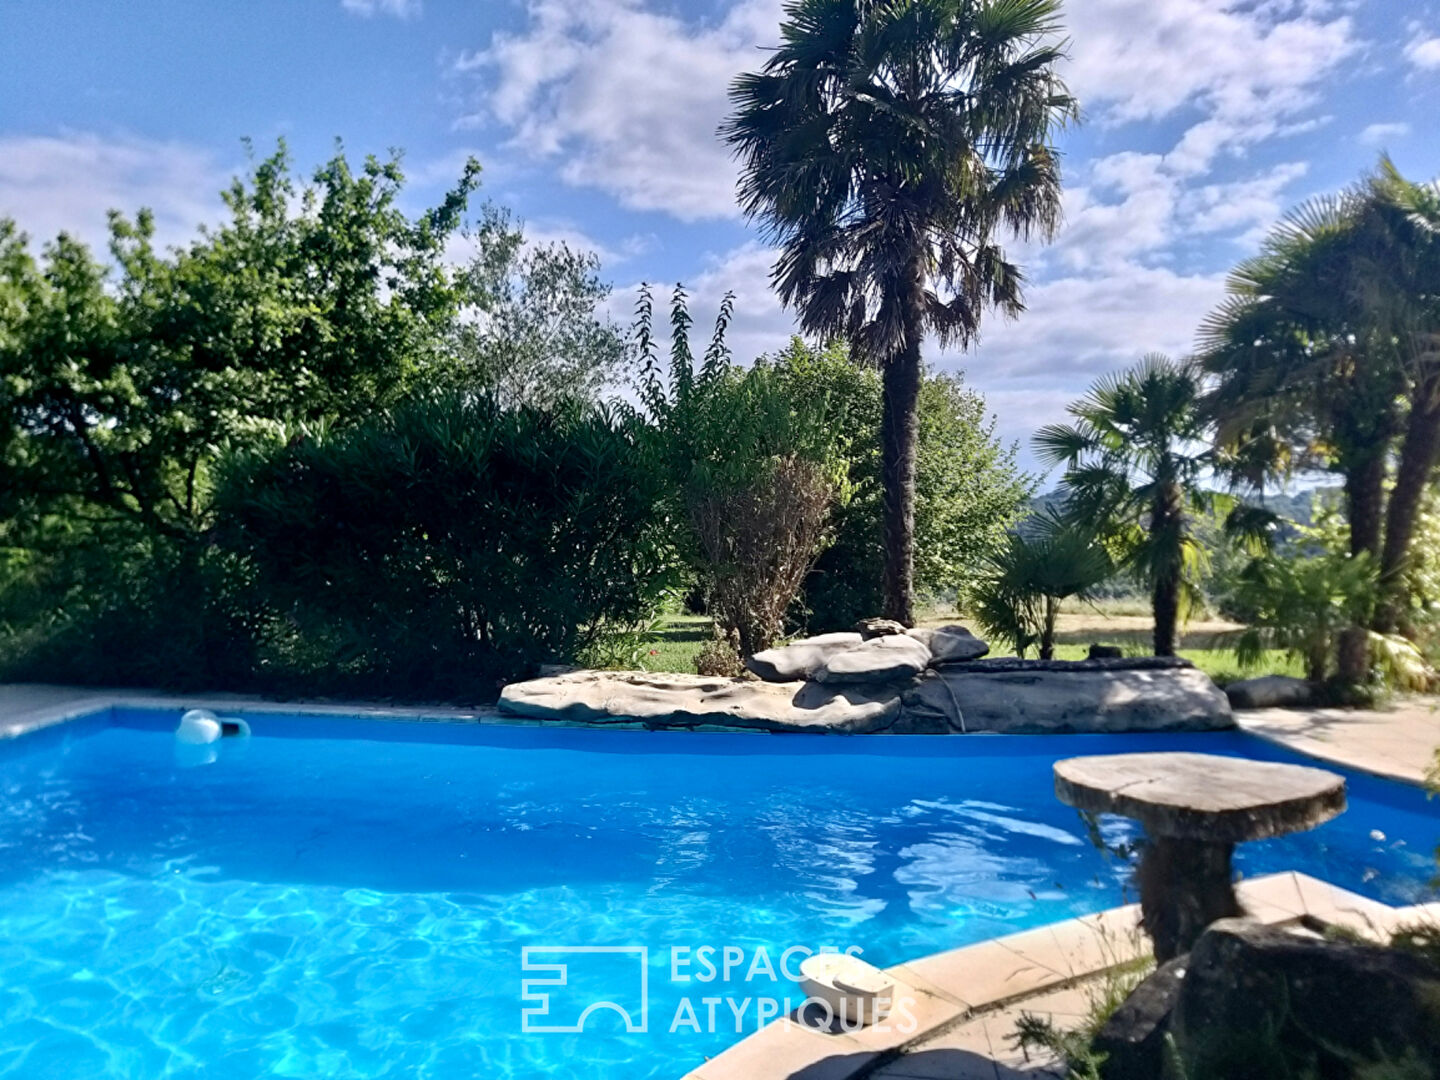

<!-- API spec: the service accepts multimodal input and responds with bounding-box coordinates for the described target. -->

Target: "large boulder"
[1169,919,1440,1078]
[746,632,864,683]
[497,669,911,733]
[1091,957,1188,1080]
[812,634,933,685]
[1225,674,1314,709]
[906,625,989,663]
[898,663,1234,733]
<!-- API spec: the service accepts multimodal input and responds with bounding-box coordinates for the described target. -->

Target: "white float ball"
[176,709,222,745]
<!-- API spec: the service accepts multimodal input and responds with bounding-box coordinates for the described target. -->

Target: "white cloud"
[1065,0,1356,122]
[1359,121,1411,146]
[0,132,227,254]
[523,221,657,266]
[1404,32,1440,70]
[340,0,420,19]
[958,264,1226,381]
[457,0,783,221]
[1037,151,1307,274]
[463,0,1356,224]
[1064,0,1357,175]
[1183,162,1309,236]
[939,264,1228,470]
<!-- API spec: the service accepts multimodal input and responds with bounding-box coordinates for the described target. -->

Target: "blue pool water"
[0,709,1435,1079]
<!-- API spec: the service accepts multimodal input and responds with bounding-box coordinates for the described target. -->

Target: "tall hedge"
[215,393,679,697]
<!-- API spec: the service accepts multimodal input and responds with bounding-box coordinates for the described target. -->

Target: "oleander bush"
[214,392,680,696]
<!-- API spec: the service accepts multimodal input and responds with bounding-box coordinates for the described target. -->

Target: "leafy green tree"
[1360,162,1440,632]
[451,206,626,407]
[767,338,1031,629]
[0,142,479,542]
[724,0,1074,625]
[1200,159,1440,675]
[0,143,481,686]
[971,513,1113,659]
[1198,181,1401,682]
[1037,355,1240,656]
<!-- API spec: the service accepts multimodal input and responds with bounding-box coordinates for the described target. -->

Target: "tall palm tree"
[1199,159,1440,670]
[722,0,1074,625]
[1035,355,1223,657]
[1360,161,1440,632]
[1198,191,1402,565]
[1197,190,1402,682]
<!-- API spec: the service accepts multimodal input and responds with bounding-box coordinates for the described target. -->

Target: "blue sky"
[2,0,1439,475]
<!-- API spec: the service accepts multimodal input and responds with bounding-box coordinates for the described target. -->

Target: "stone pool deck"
[683,873,1440,1080]
[1238,698,1440,786]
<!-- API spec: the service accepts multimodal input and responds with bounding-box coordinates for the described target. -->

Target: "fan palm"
[1036,355,1233,657]
[1360,161,1440,631]
[971,512,1112,659]
[723,0,1075,624]
[1199,159,1440,666]
[1197,189,1403,563]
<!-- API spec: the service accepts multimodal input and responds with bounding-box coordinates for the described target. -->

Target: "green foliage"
[0,144,479,540]
[0,143,486,689]
[637,291,848,655]
[693,628,746,678]
[450,205,626,406]
[1038,355,1254,656]
[769,339,1032,630]
[1200,158,1440,650]
[215,393,679,697]
[971,512,1114,659]
[1229,547,1377,683]
[1011,943,1153,1080]
[0,524,261,688]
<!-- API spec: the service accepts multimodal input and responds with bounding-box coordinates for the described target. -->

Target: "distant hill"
[1026,484,1341,532]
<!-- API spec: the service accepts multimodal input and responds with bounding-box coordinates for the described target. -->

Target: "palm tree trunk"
[1345,453,1387,560]
[880,261,925,626]
[1040,595,1058,660]
[1153,571,1179,656]
[1151,482,1182,656]
[1336,452,1387,684]
[1374,380,1440,633]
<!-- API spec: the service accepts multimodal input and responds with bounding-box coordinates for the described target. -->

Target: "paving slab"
[1239,698,1440,786]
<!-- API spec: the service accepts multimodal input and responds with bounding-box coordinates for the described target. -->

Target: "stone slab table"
[1054,752,1346,960]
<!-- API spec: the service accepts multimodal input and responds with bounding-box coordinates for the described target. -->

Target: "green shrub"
[637,290,848,655]
[971,512,1114,658]
[0,525,262,690]
[215,392,679,697]
[1229,549,1377,683]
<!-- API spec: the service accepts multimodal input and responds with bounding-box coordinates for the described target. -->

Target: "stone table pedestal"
[1054,752,1346,960]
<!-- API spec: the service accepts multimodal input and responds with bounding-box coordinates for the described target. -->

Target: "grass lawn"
[634,611,1301,685]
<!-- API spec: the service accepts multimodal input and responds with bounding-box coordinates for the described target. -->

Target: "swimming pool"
[0,707,1435,1079]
